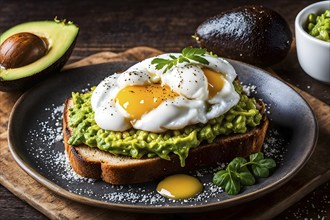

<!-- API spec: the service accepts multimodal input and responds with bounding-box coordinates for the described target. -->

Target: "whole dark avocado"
[195,5,293,66]
[0,19,79,91]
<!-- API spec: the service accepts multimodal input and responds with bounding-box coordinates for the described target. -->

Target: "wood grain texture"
[64,46,162,70]
[0,186,47,220]
[0,47,329,220]
[0,48,158,220]
[0,0,329,104]
[1,0,329,218]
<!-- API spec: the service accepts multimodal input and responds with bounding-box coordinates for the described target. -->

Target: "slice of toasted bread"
[63,98,269,185]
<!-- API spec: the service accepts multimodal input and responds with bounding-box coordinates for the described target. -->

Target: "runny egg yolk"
[115,84,178,120]
[203,67,225,98]
[156,174,203,199]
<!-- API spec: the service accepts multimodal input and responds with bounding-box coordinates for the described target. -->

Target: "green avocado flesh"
[0,20,79,81]
[68,81,262,167]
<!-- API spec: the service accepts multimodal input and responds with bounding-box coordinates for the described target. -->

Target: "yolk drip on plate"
[156,174,203,199]
[116,84,178,120]
[203,67,225,98]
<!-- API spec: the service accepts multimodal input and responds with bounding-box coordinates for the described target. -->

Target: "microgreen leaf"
[213,170,241,195]
[251,158,276,178]
[213,170,230,187]
[259,158,277,169]
[237,170,255,186]
[225,173,241,195]
[249,152,264,162]
[213,158,246,195]
[249,152,276,178]
[213,152,276,195]
[252,165,270,178]
[227,157,255,186]
[227,157,246,172]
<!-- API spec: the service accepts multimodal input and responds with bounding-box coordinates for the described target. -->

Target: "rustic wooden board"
[0,47,329,220]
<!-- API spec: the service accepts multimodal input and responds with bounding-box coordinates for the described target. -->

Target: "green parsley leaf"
[151,47,209,73]
[151,58,170,70]
[182,47,205,57]
[189,55,209,65]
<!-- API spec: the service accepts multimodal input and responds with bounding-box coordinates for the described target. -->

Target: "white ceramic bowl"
[295,1,330,84]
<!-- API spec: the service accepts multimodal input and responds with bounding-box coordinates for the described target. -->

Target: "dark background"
[1,0,329,219]
[1,0,328,104]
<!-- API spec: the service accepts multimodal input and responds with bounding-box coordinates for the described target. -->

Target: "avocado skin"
[196,5,293,66]
[0,38,77,92]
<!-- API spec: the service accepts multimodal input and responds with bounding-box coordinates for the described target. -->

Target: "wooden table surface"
[0,0,329,219]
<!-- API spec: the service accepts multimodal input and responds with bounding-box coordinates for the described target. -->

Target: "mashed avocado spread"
[68,81,262,167]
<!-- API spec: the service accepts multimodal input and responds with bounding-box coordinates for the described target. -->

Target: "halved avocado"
[0,19,79,91]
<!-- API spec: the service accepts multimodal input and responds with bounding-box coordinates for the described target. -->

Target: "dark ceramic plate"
[8,61,317,213]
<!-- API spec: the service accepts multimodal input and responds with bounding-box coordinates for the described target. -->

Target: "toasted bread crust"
[63,98,269,184]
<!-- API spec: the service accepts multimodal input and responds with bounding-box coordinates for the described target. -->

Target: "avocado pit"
[0,32,48,69]
[0,19,79,92]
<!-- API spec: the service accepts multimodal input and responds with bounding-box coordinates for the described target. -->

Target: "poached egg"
[91,53,239,133]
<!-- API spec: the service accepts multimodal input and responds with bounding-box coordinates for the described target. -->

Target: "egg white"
[91,53,240,132]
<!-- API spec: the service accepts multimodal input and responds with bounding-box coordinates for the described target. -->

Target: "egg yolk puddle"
[203,67,225,98]
[156,174,203,200]
[116,84,178,120]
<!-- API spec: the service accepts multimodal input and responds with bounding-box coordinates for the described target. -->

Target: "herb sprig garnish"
[213,152,276,195]
[151,47,210,73]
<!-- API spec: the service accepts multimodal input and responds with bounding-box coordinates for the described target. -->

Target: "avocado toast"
[63,85,269,184]
[63,48,269,185]
[63,97,268,185]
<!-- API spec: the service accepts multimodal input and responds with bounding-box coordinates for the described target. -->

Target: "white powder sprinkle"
[25,100,289,206]
[263,129,288,165]
[242,83,257,96]
[280,181,329,219]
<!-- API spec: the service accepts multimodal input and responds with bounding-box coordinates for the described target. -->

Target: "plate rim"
[7,60,318,213]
